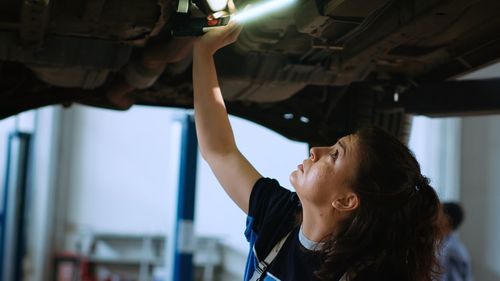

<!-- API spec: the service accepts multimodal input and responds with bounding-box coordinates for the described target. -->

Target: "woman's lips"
[298,163,304,172]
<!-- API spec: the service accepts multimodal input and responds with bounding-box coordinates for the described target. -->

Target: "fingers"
[225,20,240,31]
[223,28,241,45]
[208,21,241,48]
[196,14,242,53]
[211,10,229,19]
[208,0,235,20]
[223,20,242,41]
[227,21,243,39]
[235,24,243,37]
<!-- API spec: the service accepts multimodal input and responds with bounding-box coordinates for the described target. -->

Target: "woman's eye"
[330,151,339,160]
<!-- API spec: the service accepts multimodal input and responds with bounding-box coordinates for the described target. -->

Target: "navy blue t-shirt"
[243,178,345,281]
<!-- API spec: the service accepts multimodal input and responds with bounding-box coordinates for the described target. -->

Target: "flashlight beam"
[232,0,296,23]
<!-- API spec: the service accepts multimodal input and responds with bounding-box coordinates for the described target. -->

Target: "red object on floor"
[53,252,97,281]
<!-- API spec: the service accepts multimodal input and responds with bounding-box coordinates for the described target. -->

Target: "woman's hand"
[194,0,242,55]
[194,20,242,56]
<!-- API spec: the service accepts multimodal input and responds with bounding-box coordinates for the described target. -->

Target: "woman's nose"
[310,147,328,161]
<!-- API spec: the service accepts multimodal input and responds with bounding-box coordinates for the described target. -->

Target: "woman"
[192,17,442,281]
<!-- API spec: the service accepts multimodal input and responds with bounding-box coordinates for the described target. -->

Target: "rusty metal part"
[110,33,197,109]
[124,36,196,89]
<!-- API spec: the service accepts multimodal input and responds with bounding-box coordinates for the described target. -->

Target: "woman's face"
[290,134,360,208]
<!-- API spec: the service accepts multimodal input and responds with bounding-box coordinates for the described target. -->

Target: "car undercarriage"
[2,0,500,145]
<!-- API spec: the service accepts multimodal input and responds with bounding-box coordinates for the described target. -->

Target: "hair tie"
[415,176,430,193]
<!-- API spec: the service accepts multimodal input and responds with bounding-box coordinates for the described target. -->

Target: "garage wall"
[57,105,178,249]
[457,62,500,281]
[460,116,500,281]
[28,107,62,281]
[410,116,461,200]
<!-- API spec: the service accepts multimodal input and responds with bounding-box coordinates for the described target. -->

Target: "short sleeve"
[245,177,301,258]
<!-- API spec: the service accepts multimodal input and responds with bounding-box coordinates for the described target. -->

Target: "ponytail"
[406,176,442,281]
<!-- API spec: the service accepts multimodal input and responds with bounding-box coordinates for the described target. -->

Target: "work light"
[173,0,296,36]
[232,0,296,23]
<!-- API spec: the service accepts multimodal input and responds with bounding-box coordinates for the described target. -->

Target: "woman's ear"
[332,192,359,212]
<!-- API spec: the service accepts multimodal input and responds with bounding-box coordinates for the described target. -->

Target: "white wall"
[27,107,63,281]
[456,61,500,281]
[59,105,179,246]
[409,117,461,200]
[460,116,500,281]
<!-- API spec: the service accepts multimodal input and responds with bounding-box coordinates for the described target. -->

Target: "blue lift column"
[173,114,198,281]
[0,132,32,281]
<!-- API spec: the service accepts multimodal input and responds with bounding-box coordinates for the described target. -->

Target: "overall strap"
[249,231,292,281]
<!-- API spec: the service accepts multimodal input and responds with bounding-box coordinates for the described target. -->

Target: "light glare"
[233,0,296,23]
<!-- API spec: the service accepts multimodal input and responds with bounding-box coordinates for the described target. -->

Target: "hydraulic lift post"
[173,114,198,281]
[0,132,32,281]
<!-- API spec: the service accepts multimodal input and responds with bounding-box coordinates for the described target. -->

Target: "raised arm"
[193,20,261,214]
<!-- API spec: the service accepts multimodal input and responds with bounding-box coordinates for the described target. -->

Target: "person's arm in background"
[192,15,261,214]
[441,249,471,281]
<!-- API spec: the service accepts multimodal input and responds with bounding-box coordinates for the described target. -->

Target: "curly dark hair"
[316,127,442,281]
